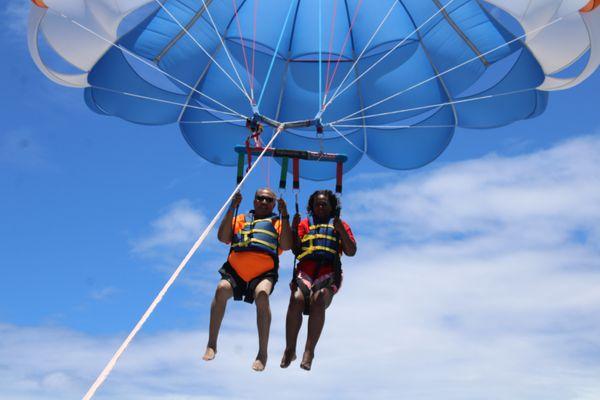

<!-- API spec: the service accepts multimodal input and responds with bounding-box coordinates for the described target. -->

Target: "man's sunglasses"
[255,195,275,203]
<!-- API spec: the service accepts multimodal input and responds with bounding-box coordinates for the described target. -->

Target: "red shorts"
[294,260,342,294]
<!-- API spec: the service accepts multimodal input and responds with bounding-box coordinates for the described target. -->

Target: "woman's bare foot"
[280,349,297,368]
[252,353,267,371]
[300,350,314,371]
[202,347,216,361]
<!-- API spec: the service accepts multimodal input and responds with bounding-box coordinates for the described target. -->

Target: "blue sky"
[1,1,600,399]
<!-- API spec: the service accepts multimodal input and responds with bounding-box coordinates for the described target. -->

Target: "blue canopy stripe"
[63,11,247,120]
[199,0,254,101]
[335,5,575,126]
[151,0,252,103]
[257,0,297,109]
[324,0,457,111]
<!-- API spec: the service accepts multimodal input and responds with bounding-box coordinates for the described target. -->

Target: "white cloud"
[90,286,118,301]
[132,200,209,256]
[345,135,600,248]
[3,135,600,399]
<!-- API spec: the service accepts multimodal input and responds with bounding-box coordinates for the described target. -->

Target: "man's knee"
[254,289,270,307]
[215,280,232,301]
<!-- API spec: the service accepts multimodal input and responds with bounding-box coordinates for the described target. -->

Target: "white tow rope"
[82,125,286,400]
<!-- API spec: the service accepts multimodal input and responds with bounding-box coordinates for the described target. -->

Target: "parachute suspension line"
[322,0,395,108]
[329,124,365,153]
[322,0,365,108]
[81,125,285,400]
[292,157,300,284]
[334,12,572,123]
[153,0,252,104]
[53,9,247,119]
[331,87,539,125]
[232,0,254,101]
[257,0,297,109]
[251,0,260,100]
[333,123,457,129]
[180,119,246,124]
[324,0,458,110]
[324,0,340,103]
[90,86,241,118]
[318,0,323,111]
[339,0,369,154]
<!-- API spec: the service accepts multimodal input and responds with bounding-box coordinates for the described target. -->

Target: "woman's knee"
[312,288,331,308]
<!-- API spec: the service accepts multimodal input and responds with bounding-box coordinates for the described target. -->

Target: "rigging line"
[257,0,297,109]
[51,9,246,119]
[330,124,365,153]
[333,124,456,129]
[334,12,572,123]
[251,0,260,98]
[179,119,246,124]
[319,0,323,110]
[324,0,458,109]
[81,124,286,400]
[323,0,365,104]
[90,86,242,118]
[324,0,340,96]
[232,0,254,98]
[153,0,252,103]
[331,88,537,125]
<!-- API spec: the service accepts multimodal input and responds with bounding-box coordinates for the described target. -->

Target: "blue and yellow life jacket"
[297,216,340,262]
[231,212,279,256]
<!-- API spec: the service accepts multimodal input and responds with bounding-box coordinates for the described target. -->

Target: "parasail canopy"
[29,0,600,179]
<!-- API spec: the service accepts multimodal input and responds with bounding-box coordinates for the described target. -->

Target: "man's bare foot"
[252,353,267,371]
[280,349,297,368]
[202,347,216,361]
[300,350,314,371]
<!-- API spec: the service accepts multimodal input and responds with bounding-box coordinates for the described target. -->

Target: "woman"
[280,190,356,370]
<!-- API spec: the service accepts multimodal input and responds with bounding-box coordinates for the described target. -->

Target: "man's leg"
[252,278,273,371]
[203,279,233,361]
[280,288,305,368]
[301,288,333,370]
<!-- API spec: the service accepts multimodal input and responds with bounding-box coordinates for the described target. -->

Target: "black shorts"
[219,261,278,304]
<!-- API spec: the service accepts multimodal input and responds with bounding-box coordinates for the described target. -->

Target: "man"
[203,188,292,371]
[281,190,356,370]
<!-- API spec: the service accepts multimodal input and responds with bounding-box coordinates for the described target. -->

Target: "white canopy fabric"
[28,0,153,88]
[485,0,600,91]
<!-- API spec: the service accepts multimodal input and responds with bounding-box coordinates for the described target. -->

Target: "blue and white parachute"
[29,0,600,179]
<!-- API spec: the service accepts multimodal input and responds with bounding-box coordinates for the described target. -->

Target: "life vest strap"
[232,237,278,251]
[298,245,338,260]
[308,224,335,230]
[244,217,277,226]
[301,233,338,242]
[250,228,278,239]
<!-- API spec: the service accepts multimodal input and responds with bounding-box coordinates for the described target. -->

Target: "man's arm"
[217,192,242,244]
